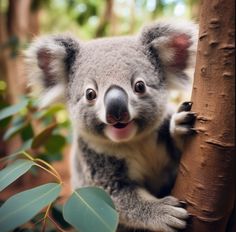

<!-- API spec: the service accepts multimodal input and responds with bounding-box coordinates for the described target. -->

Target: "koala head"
[25,20,197,143]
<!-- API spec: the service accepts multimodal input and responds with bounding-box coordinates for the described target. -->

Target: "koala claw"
[177,101,193,112]
[179,200,187,208]
[170,110,197,136]
[153,196,189,232]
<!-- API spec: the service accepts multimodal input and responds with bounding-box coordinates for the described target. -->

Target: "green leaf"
[38,153,63,163]
[31,124,57,149]
[15,139,33,153]
[36,104,65,119]
[3,121,26,141]
[0,116,12,129]
[0,159,34,191]
[44,135,66,153]
[0,183,61,232]
[63,187,118,232]
[51,204,72,229]
[11,115,25,126]
[0,99,28,121]
[20,123,34,141]
[0,151,22,163]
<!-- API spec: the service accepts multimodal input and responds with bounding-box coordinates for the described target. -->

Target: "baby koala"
[25,20,197,232]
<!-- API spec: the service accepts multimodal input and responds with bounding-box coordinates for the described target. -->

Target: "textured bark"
[172,0,235,232]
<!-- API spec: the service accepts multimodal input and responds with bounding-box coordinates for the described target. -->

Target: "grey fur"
[54,36,80,77]
[25,20,197,232]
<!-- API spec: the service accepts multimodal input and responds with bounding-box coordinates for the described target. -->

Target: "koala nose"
[104,86,130,124]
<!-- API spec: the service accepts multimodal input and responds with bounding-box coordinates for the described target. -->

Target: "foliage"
[39,0,197,39]
[0,153,118,232]
[0,159,34,191]
[0,98,118,232]
[0,182,61,232]
[0,96,69,162]
[64,187,118,232]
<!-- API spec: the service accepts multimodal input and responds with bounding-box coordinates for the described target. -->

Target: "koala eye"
[134,81,146,94]
[86,88,97,101]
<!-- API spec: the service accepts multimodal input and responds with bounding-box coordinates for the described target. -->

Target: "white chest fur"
[81,132,170,190]
[124,137,170,189]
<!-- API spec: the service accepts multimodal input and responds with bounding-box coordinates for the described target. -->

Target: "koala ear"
[25,35,79,108]
[140,20,198,89]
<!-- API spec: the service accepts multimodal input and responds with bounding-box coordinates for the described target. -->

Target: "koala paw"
[153,196,189,232]
[170,101,197,137]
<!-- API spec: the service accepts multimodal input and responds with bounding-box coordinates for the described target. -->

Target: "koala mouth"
[113,122,129,129]
[105,121,137,142]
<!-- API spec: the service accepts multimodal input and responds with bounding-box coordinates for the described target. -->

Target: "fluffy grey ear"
[140,20,198,89]
[25,35,79,108]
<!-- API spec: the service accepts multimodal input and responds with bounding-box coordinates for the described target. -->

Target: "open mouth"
[105,121,137,142]
[113,122,129,129]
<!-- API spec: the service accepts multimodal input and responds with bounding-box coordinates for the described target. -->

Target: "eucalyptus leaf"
[31,124,57,149]
[0,99,28,121]
[36,104,65,119]
[44,134,66,153]
[51,204,72,229]
[3,121,27,140]
[0,151,22,163]
[0,159,34,191]
[0,183,61,232]
[20,123,34,141]
[15,138,33,153]
[38,153,63,163]
[63,187,118,232]
[11,115,25,126]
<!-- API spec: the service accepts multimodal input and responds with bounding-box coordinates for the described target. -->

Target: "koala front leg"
[112,186,188,232]
[78,139,188,231]
[170,101,196,151]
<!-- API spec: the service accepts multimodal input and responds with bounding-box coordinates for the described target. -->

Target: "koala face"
[68,37,168,143]
[25,20,196,143]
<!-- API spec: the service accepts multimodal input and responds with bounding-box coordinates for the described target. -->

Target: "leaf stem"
[0,151,28,163]
[21,151,63,183]
[34,163,62,183]
[34,158,62,183]
[47,215,69,232]
[41,203,51,232]
[21,151,34,161]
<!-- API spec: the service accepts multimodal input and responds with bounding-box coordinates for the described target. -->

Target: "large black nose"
[104,86,130,124]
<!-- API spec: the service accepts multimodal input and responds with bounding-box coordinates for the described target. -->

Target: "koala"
[25,20,197,232]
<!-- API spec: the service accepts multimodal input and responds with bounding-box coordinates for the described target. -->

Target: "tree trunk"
[0,0,40,154]
[5,0,31,102]
[172,0,235,231]
[95,0,114,37]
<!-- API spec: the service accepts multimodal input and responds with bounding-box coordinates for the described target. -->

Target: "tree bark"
[172,0,235,231]
[95,0,114,37]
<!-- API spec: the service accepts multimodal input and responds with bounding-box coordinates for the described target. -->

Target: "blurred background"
[0,0,199,205]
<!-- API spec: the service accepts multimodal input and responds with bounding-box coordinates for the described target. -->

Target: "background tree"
[0,0,41,103]
[172,0,235,231]
[0,0,41,155]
